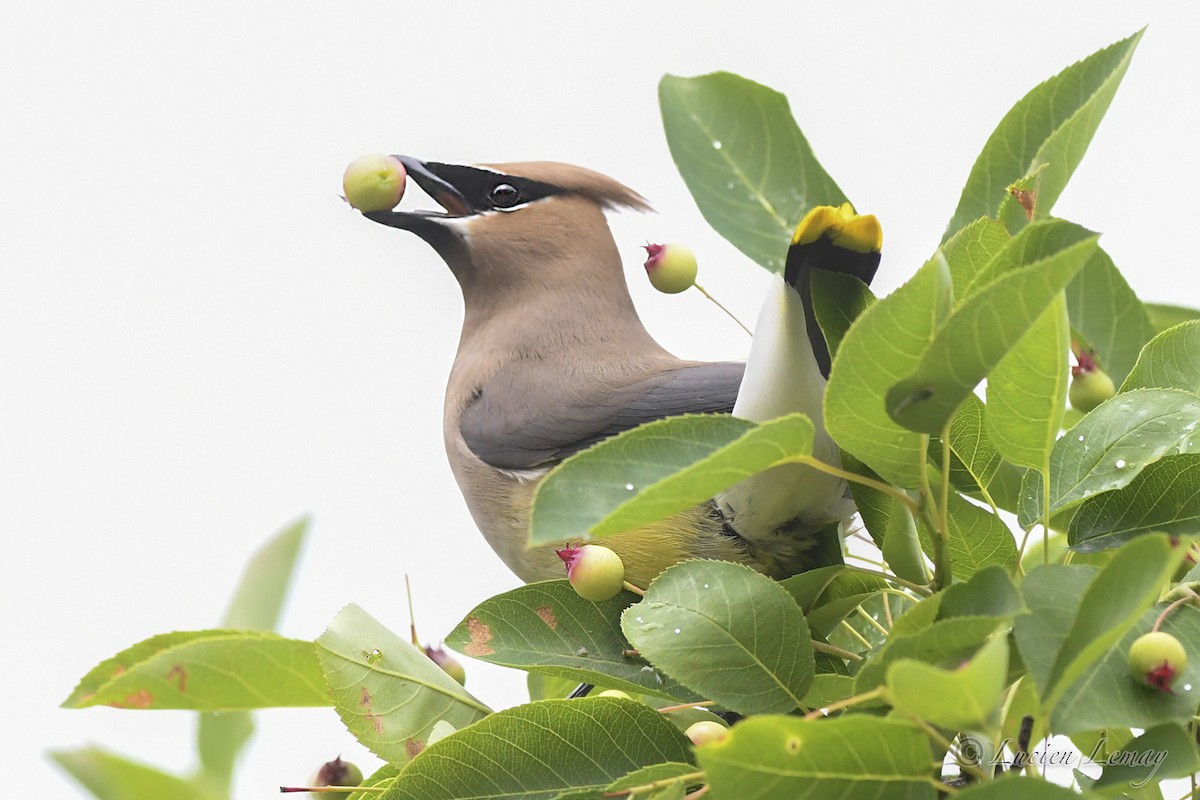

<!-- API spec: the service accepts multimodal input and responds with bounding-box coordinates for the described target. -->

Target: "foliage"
[59,30,1200,799]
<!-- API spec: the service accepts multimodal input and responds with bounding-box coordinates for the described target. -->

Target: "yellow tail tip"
[791,203,882,254]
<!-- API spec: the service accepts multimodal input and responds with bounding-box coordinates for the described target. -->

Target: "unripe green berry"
[1128,631,1187,693]
[1069,369,1116,413]
[1174,542,1200,583]
[685,720,730,747]
[313,756,364,799]
[556,544,625,602]
[1069,348,1116,413]
[642,243,698,294]
[596,689,633,700]
[342,154,407,212]
[424,644,467,685]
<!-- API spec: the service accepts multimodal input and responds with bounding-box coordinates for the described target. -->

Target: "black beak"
[362,155,472,235]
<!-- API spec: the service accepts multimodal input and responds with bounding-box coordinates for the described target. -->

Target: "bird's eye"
[489,183,521,209]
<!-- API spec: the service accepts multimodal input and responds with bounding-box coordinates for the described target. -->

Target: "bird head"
[363,157,652,314]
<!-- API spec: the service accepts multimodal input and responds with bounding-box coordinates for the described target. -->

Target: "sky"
[3,2,1198,797]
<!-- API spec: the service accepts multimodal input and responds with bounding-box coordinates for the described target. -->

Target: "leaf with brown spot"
[446,581,700,701]
[380,697,693,800]
[167,664,187,692]
[464,617,495,656]
[316,604,490,764]
[63,630,328,711]
[1011,187,1036,220]
[111,689,154,709]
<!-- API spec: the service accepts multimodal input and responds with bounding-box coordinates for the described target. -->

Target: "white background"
[3,3,1197,797]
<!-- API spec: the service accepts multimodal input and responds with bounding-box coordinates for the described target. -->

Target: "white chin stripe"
[498,466,551,483]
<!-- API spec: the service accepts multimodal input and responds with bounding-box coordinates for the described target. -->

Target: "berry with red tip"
[642,243,698,294]
[1128,631,1187,693]
[424,643,467,685]
[1069,348,1115,413]
[342,154,407,212]
[313,756,364,799]
[685,720,730,746]
[556,544,625,602]
[1174,542,1200,582]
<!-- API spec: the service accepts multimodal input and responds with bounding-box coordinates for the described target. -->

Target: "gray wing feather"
[461,361,746,470]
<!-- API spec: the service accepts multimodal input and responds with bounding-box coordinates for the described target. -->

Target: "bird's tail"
[719,203,882,570]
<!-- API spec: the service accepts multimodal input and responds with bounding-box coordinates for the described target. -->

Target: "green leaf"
[444,580,697,701]
[62,630,327,710]
[1145,303,1200,335]
[778,565,852,610]
[936,491,1018,579]
[888,220,1099,434]
[1013,564,1095,699]
[953,780,1082,799]
[806,581,892,642]
[855,615,1002,692]
[531,414,823,546]
[1053,606,1200,733]
[199,517,308,795]
[803,673,856,708]
[621,560,813,714]
[1122,320,1200,392]
[941,396,1005,494]
[984,294,1070,470]
[938,566,1025,620]
[659,72,847,273]
[1093,723,1200,790]
[316,604,490,763]
[1066,248,1154,385]
[839,455,925,581]
[943,217,1012,297]
[1023,389,1200,525]
[347,763,404,800]
[826,254,953,486]
[195,712,252,800]
[380,698,692,800]
[51,747,210,800]
[219,516,307,630]
[887,633,1008,731]
[1070,455,1200,550]
[880,496,928,586]
[555,763,701,800]
[995,164,1048,235]
[811,271,875,361]
[1043,535,1184,708]
[943,30,1144,239]
[527,671,585,701]
[698,715,936,800]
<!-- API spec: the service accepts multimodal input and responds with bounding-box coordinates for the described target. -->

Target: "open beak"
[362,155,472,234]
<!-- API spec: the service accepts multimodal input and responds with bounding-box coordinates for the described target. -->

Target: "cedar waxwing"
[364,157,880,586]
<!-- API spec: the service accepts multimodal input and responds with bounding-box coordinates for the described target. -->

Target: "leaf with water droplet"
[622,561,814,714]
[443,582,698,701]
[659,72,848,273]
[1069,456,1200,550]
[1123,320,1200,393]
[1020,388,1200,527]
